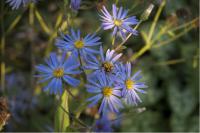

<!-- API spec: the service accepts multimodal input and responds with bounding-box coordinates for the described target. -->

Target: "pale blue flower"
[84,46,122,79]
[86,72,123,114]
[70,0,81,11]
[56,29,101,61]
[100,4,138,39]
[94,115,113,132]
[35,52,81,94]
[116,62,147,105]
[6,0,35,10]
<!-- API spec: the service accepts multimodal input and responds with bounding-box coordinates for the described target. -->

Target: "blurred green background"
[0,0,199,132]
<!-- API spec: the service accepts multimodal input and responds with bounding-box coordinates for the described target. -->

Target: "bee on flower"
[84,46,122,79]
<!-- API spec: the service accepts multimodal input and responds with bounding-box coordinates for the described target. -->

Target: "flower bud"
[140,4,155,21]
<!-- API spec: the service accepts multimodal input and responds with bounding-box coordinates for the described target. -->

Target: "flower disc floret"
[103,87,113,97]
[114,19,122,26]
[53,68,64,78]
[74,40,84,49]
[102,62,114,72]
[125,79,134,90]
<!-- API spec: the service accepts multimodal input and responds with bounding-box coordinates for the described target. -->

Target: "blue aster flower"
[100,4,139,39]
[6,0,35,10]
[94,115,113,132]
[84,46,122,79]
[70,0,81,11]
[116,62,147,105]
[35,52,81,94]
[86,72,123,114]
[56,29,101,61]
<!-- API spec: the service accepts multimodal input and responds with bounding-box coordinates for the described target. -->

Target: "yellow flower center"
[53,68,64,78]
[103,87,113,97]
[102,61,114,72]
[114,19,122,26]
[125,79,134,90]
[74,40,84,49]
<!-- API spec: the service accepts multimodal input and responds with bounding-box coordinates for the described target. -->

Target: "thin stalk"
[153,26,195,49]
[1,1,5,94]
[1,37,5,94]
[151,17,198,45]
[129,1,166,61]
[147,0,166,42]
[75,102,87,119]
[129,44,150,61]
[44,12,64,56]
[77,50,87,81]
[60,105,90,129]
[114,20,142,51]
[29,3,35,90]
[150,24,172,44]
[169,17,199,32]
[115,0,119,5]
[111,36,115,46]
[64,87,78,100]
[6,14,23,35]
[95,26,101,33]
[156,58,185,66]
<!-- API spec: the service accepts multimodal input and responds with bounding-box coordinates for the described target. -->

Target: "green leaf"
[54,90,70,132]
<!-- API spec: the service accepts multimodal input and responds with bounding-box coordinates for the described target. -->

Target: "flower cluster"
[35,3,147,132]
[85,51,147,115]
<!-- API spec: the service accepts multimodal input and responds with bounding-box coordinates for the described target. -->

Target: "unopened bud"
[140,4,154,21]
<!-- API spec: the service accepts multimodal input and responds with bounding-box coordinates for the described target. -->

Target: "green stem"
[151,17,198,45]
[129,44,151,61]
[29,3,35,90]
[153,25,195,49]
[129,1,166,61]
[77,50,87,81]
[112,36,115,46]
[115,0,119,4]
[114,20,142,51]
[147,0,166,42]
[60,105,90,129]
[1,1,5,94]
[95,26,101,33]
[150,24,172,44]
[0,38,5,93]
[169,17,199,32]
